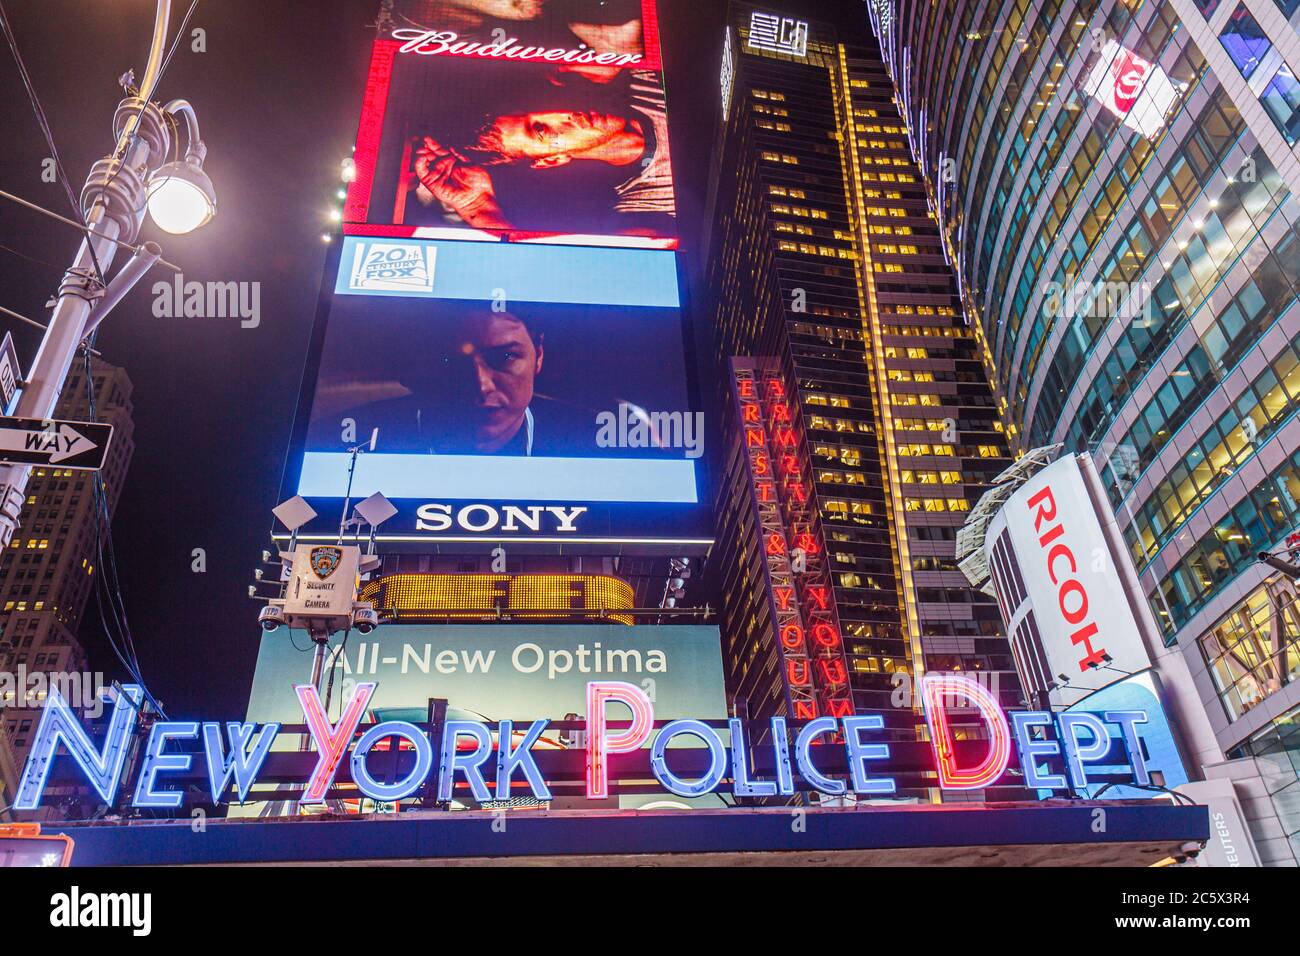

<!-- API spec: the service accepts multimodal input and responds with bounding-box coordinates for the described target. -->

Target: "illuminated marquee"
[731,359,852,720]
[14,675,1161,810]
[360,573,635,625]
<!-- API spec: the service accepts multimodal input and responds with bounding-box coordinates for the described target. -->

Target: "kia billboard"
[236,623,727,814]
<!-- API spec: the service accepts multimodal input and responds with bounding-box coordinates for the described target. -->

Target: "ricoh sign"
[983,454,1151,707]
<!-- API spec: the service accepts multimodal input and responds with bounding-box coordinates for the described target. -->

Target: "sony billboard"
[982,453,1152,709]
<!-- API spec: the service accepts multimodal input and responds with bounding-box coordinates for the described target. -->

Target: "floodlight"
[272,495,318,532]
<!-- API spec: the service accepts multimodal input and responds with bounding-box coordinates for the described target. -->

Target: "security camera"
[352,606,379,635]
[258,605,286,632]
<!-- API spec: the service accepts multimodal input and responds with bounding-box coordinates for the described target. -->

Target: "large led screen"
[285,0,706,545]
[297,283,698,505]
[347,0,676,248]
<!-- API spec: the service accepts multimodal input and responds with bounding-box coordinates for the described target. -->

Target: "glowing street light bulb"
[146,160,216,235]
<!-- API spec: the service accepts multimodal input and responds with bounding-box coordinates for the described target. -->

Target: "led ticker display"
[347,0,675,247]
[361,572,635,624]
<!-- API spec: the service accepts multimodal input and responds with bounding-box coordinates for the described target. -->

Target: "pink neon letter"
[295,682,376,803]
[586,681,654,799]
[920,675,1011,790]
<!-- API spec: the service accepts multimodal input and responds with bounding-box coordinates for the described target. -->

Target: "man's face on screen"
[455,0,546,20]
[425,314,542,453]
[490,111,642,167]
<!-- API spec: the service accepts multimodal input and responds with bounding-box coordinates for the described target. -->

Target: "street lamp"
[0,0,214,547]
[145,99,216,234]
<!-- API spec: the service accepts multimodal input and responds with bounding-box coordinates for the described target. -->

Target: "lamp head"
[147,158,216,234]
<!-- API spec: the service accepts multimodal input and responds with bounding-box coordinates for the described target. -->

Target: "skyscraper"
[704,2,1024,800]
[0,358,135,783]
[875,0,1300,862]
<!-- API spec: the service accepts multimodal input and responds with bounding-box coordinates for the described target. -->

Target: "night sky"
[0,0,857,717]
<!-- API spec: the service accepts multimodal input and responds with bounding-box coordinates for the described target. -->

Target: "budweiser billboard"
[982,453,1151,708]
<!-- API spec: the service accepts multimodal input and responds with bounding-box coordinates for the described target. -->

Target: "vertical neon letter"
[437,720,493,802]
[586,681,654,799]
[729,718,776,798]
[920,674,1011,790]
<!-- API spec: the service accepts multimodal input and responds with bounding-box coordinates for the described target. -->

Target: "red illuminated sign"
[731,359,853,720]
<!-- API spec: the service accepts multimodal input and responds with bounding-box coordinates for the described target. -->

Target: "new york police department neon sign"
[13,675,1157,810]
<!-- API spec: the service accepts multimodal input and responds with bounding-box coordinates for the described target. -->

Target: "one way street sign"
[0,416,113,470]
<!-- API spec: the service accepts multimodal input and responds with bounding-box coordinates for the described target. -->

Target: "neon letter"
[295,681,376,804]
[841,715,895,795]
[769,717,795,795]
[15,684,142,809]
[650,720,727,797]
[795,716,844,794]
[586,681,653,799]
[132,721,200,809]
[1058,712,1112,790]
[1010,711,1068,790]
[920,675,1011,790]
[1104,711,1151,786]
[496,719,553,801]
[437,720,494,802]
[729,718,776,798]
[352,720,433,802]
[202,722,280,804]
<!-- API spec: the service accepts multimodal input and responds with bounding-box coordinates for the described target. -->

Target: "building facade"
[0,358,135,798]
[874,0,1300,861]
[704,3,1025,800]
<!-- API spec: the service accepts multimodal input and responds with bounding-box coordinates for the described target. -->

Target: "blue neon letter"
[795,717,845,795]
[133,721,200,809]
[729,718,776,798]
[202,722,280,804]
[1103,710,1151,786]
[437,720,494,802]
[351,720,433,802]
[650,720,727,797]
[495,720,553,801]
[15,684,142,809]
[1010,711,1068,790]
[841,715,895,795]
[1058,713,1111,790]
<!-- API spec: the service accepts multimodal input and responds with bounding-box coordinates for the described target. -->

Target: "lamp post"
[0,0,216,547]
